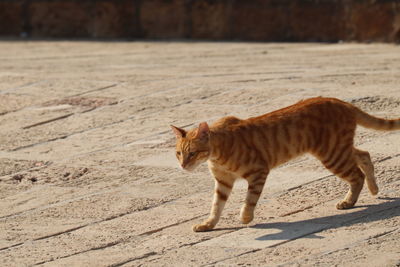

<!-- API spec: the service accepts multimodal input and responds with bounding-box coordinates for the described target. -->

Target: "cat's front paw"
[192,221,214,232]
[240,207,254,224]
[336,200,355,210]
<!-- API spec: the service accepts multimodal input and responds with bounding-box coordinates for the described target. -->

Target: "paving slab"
[0,41,399,266]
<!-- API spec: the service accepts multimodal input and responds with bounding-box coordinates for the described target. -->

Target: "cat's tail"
[354,107,400,131]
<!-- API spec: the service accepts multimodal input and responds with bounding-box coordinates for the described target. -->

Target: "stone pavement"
[0,41,399,266]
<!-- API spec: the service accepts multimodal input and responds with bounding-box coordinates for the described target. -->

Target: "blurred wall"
[1,0,399,42]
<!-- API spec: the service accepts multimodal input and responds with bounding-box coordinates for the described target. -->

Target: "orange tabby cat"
[171,97,400,232]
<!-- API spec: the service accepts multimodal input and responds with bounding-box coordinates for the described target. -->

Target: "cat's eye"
[176,151,181,156]
[189,152,196,157]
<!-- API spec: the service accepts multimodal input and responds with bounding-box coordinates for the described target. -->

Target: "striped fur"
[171,97,400,232]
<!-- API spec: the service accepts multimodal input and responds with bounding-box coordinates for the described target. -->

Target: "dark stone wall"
[0,0,399,42]
[0,1,24,36]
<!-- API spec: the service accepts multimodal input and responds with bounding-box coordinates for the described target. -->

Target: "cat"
[170,97,400,232]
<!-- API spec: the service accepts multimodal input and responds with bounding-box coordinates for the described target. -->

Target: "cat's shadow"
[251,197,400,241]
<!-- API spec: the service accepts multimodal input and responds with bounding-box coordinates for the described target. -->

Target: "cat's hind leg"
[318,145,365,209]
[354,148,378,195]
[335,165,365,209]
[240,170,269,224]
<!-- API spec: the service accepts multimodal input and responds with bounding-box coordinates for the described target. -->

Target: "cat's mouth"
[181,164,196,171]
[181,161,201,171]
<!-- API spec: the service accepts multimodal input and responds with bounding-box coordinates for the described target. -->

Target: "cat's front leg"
[193,169,234,232]
[240,170,269,224]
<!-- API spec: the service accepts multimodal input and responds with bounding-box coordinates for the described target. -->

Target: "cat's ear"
[170,125,186,139]
[196,122,209,140]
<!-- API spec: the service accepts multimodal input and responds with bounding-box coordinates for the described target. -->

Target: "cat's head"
[170,122,210,171]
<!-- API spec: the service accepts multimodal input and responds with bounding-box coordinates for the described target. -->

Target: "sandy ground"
[0,41,399,267]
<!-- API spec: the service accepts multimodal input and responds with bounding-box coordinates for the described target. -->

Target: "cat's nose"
[180,164,189,171]
[180,161,187,169]
[181,159,189,169]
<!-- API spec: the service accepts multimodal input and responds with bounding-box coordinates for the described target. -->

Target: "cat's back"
[248,97,352,124]
[211,116,242,129]
[210,97,352,132]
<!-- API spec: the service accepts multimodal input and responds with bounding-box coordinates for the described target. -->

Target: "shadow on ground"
[253,198,400,241]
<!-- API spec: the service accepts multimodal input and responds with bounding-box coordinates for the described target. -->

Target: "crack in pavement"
[33,240,125,266]
[19,99,119,130]
[22,113,75,130]
[201,249,263,267]
[68,84,119,98]
[107,252,158,267]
